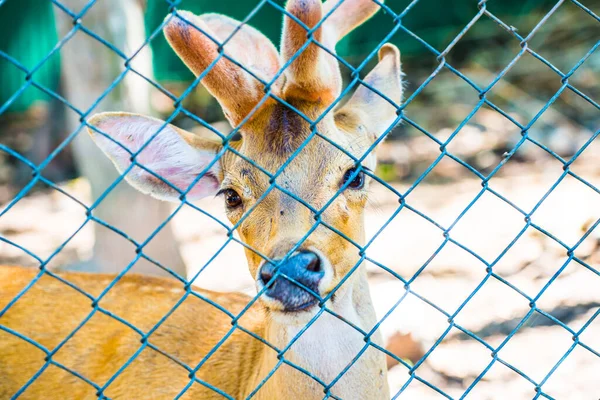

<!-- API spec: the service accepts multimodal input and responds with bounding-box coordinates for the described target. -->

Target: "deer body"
[0,0,403,397]
[0,266,385,399]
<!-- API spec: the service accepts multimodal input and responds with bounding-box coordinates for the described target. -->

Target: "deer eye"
[222,189,243,208]
[342,168,365,190]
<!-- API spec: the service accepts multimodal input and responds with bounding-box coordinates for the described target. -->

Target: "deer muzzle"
[258,250,325,312]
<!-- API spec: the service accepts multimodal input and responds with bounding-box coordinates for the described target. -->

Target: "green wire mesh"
[0,0,598,399]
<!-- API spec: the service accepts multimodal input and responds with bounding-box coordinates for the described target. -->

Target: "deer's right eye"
[223,189,243,209]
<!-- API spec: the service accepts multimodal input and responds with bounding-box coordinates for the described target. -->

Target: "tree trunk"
[54,0,186,277]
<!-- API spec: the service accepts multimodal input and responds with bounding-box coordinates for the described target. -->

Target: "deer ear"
[335,44,403,140]
[87,112,222,202]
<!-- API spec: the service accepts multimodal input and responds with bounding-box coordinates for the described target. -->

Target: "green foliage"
[0,0,60,112]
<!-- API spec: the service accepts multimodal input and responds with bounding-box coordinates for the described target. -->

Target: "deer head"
[88,0,402,320]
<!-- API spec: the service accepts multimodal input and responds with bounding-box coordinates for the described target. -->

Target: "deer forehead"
[224,140,349,199]
[226,122,365,192]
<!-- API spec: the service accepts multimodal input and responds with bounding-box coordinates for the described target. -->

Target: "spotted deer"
[0,0,403,398]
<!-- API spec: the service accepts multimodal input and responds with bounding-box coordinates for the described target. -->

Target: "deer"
[0,0,403,398]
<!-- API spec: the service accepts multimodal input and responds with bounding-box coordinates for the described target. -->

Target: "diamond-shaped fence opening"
[0,0,598,398]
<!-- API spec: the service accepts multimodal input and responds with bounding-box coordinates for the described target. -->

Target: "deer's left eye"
[342,168,365,190]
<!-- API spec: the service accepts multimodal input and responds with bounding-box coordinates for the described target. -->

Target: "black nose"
[259,251,324,312]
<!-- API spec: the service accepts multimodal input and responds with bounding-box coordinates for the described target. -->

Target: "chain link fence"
[0,0,599,398]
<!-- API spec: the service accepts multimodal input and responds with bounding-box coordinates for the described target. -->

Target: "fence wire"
[0,0,599,399]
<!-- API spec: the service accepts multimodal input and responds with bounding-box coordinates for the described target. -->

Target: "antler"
[281,0,383,106]
[164,1,385,127]
[164,12,282,127]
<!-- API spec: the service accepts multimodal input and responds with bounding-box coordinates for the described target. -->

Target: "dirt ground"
[0,155,599,399]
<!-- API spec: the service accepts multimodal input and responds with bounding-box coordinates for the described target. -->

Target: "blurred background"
[0,0,599,398]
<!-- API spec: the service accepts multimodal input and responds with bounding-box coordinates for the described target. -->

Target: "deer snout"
[258,251,324,312]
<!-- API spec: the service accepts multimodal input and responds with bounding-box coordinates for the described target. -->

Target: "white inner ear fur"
[337,44,404,142]
[90,114,221,202]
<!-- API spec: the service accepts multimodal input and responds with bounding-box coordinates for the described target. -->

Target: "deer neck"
[246,265,389,399]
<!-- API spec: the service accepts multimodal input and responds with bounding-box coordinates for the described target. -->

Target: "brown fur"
[0,1,404,398]
[0,266,264,399]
